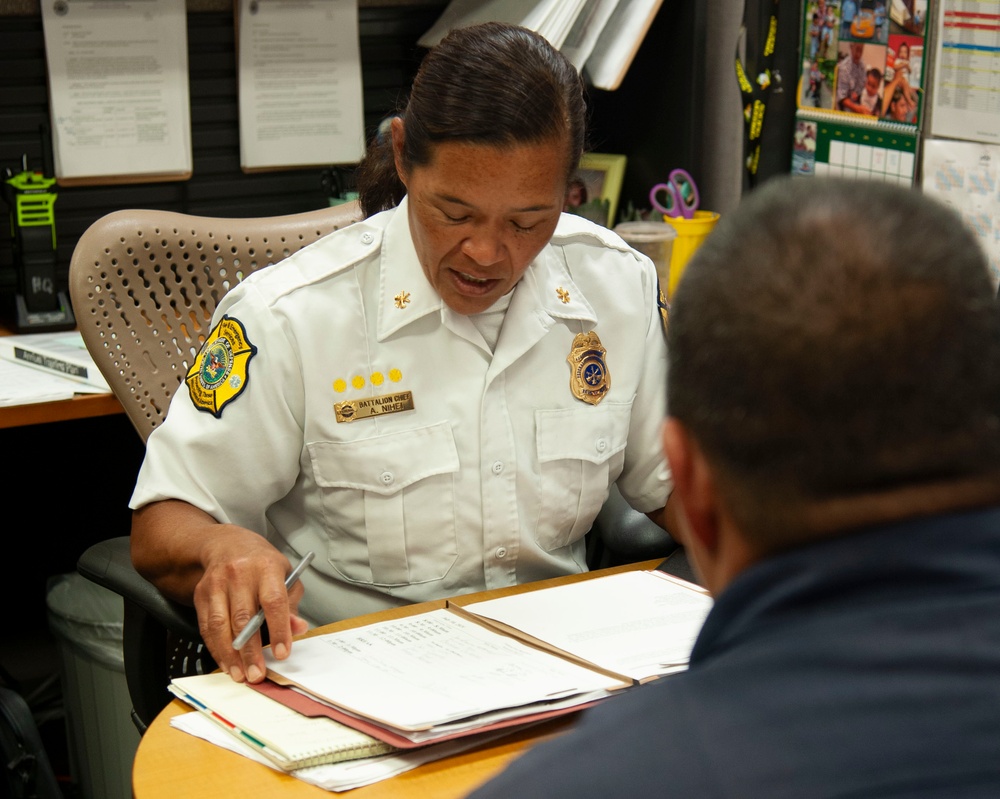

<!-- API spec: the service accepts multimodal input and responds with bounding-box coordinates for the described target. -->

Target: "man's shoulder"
[467,676,710,799]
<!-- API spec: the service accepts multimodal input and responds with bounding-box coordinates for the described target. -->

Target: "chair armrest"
[592,485,678,563]
[76,537,201,641]
[656,547,700,585]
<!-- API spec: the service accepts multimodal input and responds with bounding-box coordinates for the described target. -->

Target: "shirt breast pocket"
[534,402,631,552]
[307,422,460,587]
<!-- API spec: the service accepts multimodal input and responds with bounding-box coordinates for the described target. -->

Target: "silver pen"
[232,550,315,650]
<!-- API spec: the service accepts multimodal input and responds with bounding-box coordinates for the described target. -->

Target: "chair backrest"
[70,201,363,735]
[69,201,363,443]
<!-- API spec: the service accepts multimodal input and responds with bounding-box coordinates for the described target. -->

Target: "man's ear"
[661,418,720,557]
[390,116,408,188]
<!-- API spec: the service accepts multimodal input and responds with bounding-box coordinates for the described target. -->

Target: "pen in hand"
[232,550,315,651]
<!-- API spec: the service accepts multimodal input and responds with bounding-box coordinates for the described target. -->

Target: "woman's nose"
[461,223,505,266]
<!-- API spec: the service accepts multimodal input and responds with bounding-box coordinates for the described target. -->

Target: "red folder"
[250,679,604,749]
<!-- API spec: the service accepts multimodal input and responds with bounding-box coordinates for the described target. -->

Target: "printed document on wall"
[40,0,192,183]
[929,1,1000,143]
[238,0,365,170]
[921,138,1000,288]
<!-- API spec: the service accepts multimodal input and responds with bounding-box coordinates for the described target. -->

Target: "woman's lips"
[450,268,501,296]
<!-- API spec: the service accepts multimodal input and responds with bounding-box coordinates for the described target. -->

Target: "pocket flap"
[535,402,631,465]
[308,421,459,495]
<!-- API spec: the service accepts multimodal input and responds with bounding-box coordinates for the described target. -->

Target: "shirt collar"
[376,201,598,341]
[377,196,442,341]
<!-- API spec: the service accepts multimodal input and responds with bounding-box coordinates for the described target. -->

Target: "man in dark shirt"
[469,177,1000,798]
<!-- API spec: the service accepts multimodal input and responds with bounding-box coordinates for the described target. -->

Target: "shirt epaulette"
[238,219,385,302]
[550,213,644,258]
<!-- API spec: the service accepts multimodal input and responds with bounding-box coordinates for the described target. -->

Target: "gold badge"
[556,287,570,303]
[567,331,610,405]
[394,290,411,309]
[335,390,415,423]
[186,315,257,417]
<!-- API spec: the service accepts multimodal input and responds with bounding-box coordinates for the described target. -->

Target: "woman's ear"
[391,116,408,188]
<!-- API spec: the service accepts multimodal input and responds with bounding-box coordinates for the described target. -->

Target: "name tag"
[335,390,415,423]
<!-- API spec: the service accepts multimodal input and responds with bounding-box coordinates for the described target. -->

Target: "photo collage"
[798,0,929,126]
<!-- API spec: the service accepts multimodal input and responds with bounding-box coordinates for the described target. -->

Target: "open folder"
[257,569,712,748]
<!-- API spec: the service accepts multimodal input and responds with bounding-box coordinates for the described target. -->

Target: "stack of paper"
[258,570,712,747]
[168,673,397,771]
[0,331,111,403]
[170,710,519,792]
[168,569,711,790]
[417,0,665,90]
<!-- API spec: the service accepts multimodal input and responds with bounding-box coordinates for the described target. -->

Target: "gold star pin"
[556,287,570,304]
[394,290,411,309]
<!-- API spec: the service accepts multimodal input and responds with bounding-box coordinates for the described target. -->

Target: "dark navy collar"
[690,505,1000,664]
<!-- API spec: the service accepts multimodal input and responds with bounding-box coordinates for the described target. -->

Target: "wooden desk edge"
[0,391,123,428]
[0,324,124,427]
[134,559,664,799]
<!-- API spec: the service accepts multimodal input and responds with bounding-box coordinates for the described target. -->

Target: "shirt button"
[492,461,504,475]
[495,547,507,559]
[596,438,607,453]
[380,471,394,485]
[361,232,374,244]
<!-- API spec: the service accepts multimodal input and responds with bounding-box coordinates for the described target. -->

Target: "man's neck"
[798,475,1000,539]
[710,475,1000,595]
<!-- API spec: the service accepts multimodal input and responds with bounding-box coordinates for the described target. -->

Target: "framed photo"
[566,153,627,227]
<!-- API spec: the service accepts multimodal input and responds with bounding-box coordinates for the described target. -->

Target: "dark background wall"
[0,2,446,308]
[0,2,718,312]
[0,0,715,642]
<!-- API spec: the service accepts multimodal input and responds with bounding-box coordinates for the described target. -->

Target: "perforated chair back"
[69,201,362,443]
[69,201,361,734]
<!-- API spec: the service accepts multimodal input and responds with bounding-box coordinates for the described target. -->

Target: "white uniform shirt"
[131,198,671,624]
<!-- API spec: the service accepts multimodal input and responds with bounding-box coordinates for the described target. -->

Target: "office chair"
[70,201,363,734]
[69,199,676,734]
[586,485,678,569]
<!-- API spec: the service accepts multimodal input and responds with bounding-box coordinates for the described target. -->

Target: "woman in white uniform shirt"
[130,22,676,684]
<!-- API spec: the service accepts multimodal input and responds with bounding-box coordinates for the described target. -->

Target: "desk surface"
[0,322,123,428]
[133,559,662,799]
[0,391,122,428]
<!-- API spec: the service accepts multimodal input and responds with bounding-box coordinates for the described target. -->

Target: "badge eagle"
[567,331,609,405]
[186,315,257,417]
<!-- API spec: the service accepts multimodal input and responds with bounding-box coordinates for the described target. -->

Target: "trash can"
[46,573,139,799]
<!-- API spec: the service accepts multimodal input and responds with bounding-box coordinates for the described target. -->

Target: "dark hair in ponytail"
[356,22,588,218]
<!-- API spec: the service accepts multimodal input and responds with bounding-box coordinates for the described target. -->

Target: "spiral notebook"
[169,673,398,771]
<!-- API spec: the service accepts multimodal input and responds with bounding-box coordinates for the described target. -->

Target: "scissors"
[650,169,700,219]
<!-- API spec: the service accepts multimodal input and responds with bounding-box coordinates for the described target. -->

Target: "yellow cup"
[662,210,720,297]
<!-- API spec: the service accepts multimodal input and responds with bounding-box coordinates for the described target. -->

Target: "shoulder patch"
[185,315,257,418]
